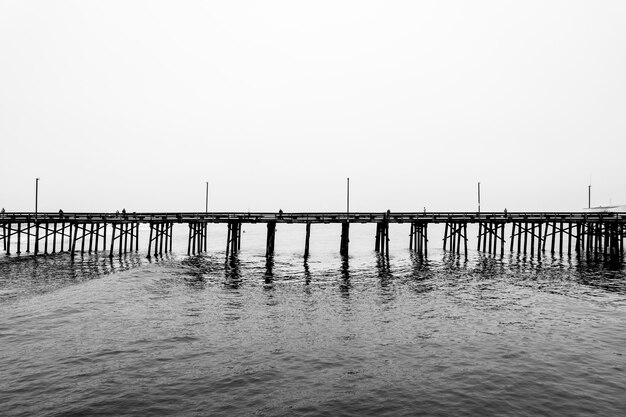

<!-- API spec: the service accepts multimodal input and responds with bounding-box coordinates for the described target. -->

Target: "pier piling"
[340,222,349,256]
[304,222,311,258]
[266,221,276,257]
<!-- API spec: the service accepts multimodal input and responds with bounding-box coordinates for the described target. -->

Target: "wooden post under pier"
[477,221,501,257]
[226,221,241,257]
[304,222,311,258]
[149,223,155,257]
[149,222,169,257]
[159,223,165,255]
[537,222,548,258]
[191,223,197,255]
[6,222,11,255]
[34,221,39,255]
[340,222,349,256]
[118,223,123,257]
[409,222,428,257]
[187,223,192,256]
[237,223,242,251]
[375,220,389,256]
[169,223,173,253]
[266,221,276,257]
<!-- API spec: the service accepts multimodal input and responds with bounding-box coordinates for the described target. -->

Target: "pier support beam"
[510,221,544,257]
[608,221,620,257]
[186,222,204,256]
[375,221,389,256]
[226,221,241,257]
[108,222,138,258]
[266,221,276,257]
[16,223,21,254]
[340,222,349,256]
[409,222,428,257]
[5,222,11,254]
[34,221,40,255]
[446,222,468,257]
[477,222,505,256]
[150,222,173,257]
[304,222,311,258]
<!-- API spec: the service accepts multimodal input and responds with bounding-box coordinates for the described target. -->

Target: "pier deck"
[1,211,624,259]
[1,211,623,224]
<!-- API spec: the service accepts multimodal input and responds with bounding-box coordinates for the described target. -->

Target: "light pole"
[346,177,350,220]
[477,181,481,213]
[588,184,591,209]
[35,178,39,218]
[34,177,40,254]
[205,182,209,213]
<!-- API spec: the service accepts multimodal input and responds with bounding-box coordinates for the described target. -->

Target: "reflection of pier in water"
[1,211,624,261]
[0,252,144,301]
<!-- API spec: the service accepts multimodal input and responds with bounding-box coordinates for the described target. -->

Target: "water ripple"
[1,248,625,416]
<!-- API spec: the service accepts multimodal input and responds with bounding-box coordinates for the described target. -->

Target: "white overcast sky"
[1,1,625,212]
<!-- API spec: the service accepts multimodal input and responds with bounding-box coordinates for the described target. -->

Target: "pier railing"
[1,211,623,223]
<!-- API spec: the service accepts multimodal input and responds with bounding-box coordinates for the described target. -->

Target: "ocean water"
[1,223,625,416]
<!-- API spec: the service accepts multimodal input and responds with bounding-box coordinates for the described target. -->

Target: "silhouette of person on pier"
[278,209,283,218]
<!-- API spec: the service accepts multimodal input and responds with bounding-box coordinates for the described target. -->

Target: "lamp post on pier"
[34,177,40,254]
[346,177,350,220]
[340,177,350,256]
[35,178,39,219]
[477,181,481,213]
[205,182,209,213]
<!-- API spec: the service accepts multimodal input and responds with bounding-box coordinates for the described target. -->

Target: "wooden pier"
[1,211,624,260]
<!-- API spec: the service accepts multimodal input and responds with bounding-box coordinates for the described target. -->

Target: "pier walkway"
[1,211,624,259]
